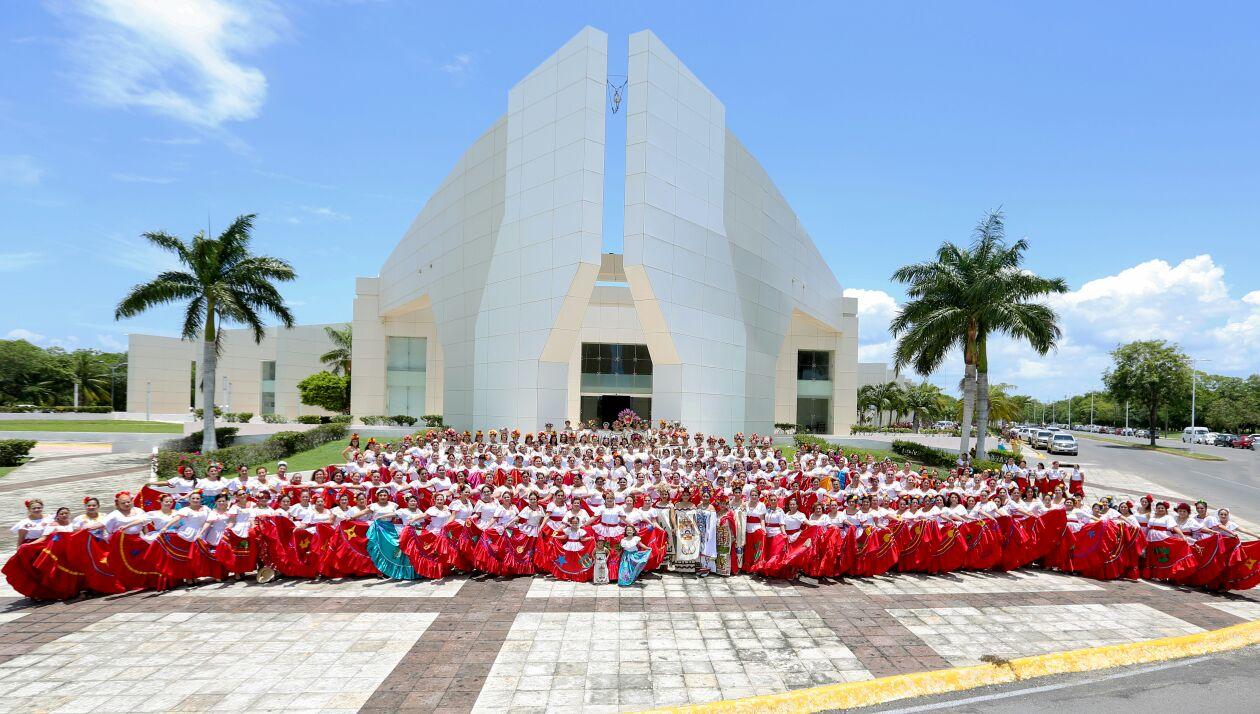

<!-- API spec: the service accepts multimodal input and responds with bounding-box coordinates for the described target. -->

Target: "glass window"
[798,350,831,381]
[798,397,831,433]
[580,343,652,376]
[387,337,427,417]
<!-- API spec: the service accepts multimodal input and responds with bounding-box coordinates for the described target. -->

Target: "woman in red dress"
[549,514,596,581]
[1142,501,1197,581]
[105,491,165,592]
[401,492,455,579]
[147,490,216,586]
[5,503,83,600]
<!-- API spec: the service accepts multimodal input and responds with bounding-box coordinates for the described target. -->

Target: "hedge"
[157,422,348,478]
[0,406,112,414]
[163,427,239,452]
[0,439,37,467]
[890,440,957,467]
[260,414,288,424]
[221,412,253,423]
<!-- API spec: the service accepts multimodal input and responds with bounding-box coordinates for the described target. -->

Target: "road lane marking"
[1190,470,1260,492]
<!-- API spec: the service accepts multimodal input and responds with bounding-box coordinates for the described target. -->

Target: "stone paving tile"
[885,603,1204,666]
[1202,600,1260,621]
[0,611,437,712]
[471,610,870,713]
[165,576,467,599]
[0,453,146,489]
[525,574,801,599]
[851,568,1103,596]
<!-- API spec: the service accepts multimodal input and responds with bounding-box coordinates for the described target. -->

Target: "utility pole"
[1090,394,1094,427]
[1189,358,1211,433]
[73,383,79,408]
[1125,401,1129,430]
[1067,395,1072,429]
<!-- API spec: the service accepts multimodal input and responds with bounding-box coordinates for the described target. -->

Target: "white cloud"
[97,334,126,351]
[302,205,349,221]
[143,136,202,145]
[1242,291,1260,307]
[440,52,474,78]
[0,252,45,272]
[111,172,176,184]
[4,329,78,349]
[0,155,44,185]
[58,0,286,127]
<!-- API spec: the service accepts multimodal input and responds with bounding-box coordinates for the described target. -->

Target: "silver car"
[1049,433,1078,455]
[1034,430,1054,448]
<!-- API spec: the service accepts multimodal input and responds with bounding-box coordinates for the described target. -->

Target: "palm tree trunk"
[959,363,976,460]
[974,370,989,458]
[201,306,218,452]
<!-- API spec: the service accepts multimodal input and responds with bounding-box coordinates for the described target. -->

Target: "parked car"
[1212,433,1236,447]
[1230,434,1255,449]
[1048,433,1079,455]
[1033,430,1054,449]
[1182,426,1209,443]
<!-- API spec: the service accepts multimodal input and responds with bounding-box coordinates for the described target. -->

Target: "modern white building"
[127,28,864,436]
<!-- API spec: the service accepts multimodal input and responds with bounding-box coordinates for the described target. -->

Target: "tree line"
[0,340,128,409]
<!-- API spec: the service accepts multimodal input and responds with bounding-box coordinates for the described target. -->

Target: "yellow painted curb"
[638,619,1260,714]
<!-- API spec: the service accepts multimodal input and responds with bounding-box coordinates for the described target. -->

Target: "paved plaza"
[0,455,1258,713]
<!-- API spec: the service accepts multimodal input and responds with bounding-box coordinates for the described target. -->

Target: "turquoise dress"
[618,536,650,587]
[367,520,419,580]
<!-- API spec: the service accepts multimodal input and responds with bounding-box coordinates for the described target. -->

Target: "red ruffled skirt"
[399,526,453,579]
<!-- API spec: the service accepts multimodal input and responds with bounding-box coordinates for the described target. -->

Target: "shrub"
[260,414,287,424]
[157,422,347,478]
[390,415,417,426]
[0,439,37,466]
[222,412,254,423]
[297,415,324,424]
[890,440,957,468]
[773,422,798,434]
[421,414,445,428]
[52,405,112,413]
[361,415,388,426]
[793,434,831,451]
[191,407,223,419]
[987,448,1019,462]
[297,371,350,414]
[164,427,239,452]
[330,414,353,424]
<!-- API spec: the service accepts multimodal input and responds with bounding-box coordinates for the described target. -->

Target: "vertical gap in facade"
[601,34,628,254]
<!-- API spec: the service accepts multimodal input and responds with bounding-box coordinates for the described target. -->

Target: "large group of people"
[5,423,1259,600]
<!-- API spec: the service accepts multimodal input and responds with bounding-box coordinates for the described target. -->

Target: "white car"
[1202,432,1219,445]
[1048,433,1079,455]
[1182,426,1208,443]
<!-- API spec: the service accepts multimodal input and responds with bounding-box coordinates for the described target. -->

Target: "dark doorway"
[580,395,651,426]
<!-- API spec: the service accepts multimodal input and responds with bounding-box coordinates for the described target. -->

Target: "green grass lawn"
[0,465,20,478]
[0,419,183,434]
[254,434,404,473]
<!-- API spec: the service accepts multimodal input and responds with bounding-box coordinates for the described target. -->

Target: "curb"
[638,619,1260,714]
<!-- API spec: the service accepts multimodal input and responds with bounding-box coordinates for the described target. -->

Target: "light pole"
[1190,358,1212,433]
[109,361,127,413]
[1125,401,1129,431]
[1089,393,1094,427]
[1067,395,1072,429]
[145,381,152,421]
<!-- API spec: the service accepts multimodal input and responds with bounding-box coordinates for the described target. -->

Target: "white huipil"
[171,505,211,541]
[10,517,50,542]
[104,509,149,535]
[422,506,452,534]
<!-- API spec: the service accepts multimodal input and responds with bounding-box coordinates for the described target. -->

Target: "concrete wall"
[621,30,858,437]
[126,334,193,416]
[188,325,338,418]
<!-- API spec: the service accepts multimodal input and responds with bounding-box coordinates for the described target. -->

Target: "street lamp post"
[1190,358,1212,433]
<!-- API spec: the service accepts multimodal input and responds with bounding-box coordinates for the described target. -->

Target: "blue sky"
[2,1,1257,400]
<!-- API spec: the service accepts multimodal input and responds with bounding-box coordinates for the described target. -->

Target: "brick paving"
[1,458,1259,712]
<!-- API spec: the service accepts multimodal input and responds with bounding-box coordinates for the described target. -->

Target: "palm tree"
[868,381,905,427]
[115,214,296,451]
[66,351,109,406]
[890,210,1067,458]
[903,382,948,431]
[320,324,353,376]
[856,385,879,425]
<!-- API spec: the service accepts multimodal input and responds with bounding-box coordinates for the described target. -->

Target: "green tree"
[856,385,879,425]
[890,210,1067,458]
[1102,340,1192,446]
[297,371,350,413]
[320,324,353,376]
[64,350,110,406]
[115,214,296,451]
[903,382,949,431]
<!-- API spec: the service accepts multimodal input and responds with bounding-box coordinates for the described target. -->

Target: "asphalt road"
[853,645,1260,713]
[1067,435,1260,519]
